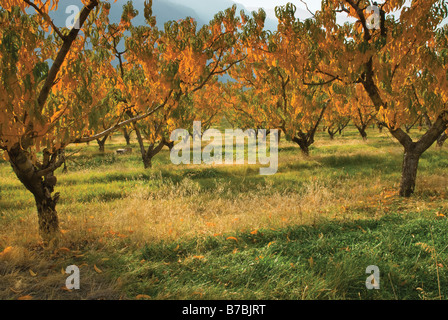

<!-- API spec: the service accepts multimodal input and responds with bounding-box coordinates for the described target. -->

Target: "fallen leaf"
[94,264,102,273]
[9,287,22,294]
[250,229,258,235]
[18,295,33,300]
[136,294,151,300]
[308,257,314,268]
[227,236,238,242]
[0,246,13,257]
[29,269,37,277]
[54,247,70,254]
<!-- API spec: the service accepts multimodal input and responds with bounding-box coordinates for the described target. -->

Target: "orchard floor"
[1,124,448,300]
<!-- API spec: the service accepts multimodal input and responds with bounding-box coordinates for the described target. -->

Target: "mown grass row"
[1,124,448,299]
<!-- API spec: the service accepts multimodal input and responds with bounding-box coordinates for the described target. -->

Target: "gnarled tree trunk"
[123,128,132,145]
[390,113,448,197]
[133,123,166,169]
[8,146,63,242]
[96,134,108,153]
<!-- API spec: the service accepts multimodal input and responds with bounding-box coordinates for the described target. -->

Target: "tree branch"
[24,0,66,41]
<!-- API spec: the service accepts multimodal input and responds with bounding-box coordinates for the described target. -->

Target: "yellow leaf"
[192,255,205,259]
[94,264,102,273]
[54,247,70,254]
[308,257,314,268]
[29,269,37,277]
[9,287,22,294]
[0,246,13,256]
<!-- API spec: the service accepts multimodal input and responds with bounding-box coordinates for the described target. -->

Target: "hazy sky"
[236,0,321,11]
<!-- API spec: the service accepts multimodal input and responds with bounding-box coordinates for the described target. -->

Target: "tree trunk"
[8,146,61,242]
[123,128,132,145]
[356,125,368,140]
[96,135,108,153]
[35,191,60,240]
[389,112,448,197]
[399,148,421,197]
[133,123,165,169]
[437,132,448,148]
[292,135,311,156]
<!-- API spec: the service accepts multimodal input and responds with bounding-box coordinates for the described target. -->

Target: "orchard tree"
[0,0,110,241]
[325,0,447,196]
[0,1,172,241]
[229,6,330,156]
[279,0,448,196]
[118,3,245,168]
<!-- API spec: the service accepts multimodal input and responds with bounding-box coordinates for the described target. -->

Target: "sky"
[236,0,320,11]
[236,0,321,13]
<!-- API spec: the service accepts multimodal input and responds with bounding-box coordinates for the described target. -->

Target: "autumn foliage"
[1,0,448,241]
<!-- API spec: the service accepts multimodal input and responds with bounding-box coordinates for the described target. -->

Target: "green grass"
[1,123,448,300]
[124,212,448,300]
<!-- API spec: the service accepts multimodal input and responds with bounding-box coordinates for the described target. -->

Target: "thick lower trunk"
[96,135,108,153]
[399,149,421,197]
[8,146,61,242]
[390,113,448,197]
[143,156,152,169]
[123,129,132,145]
[97,141,105,152]
[356,126,368,140]
[35,193,60,240]
[292,136,311,156]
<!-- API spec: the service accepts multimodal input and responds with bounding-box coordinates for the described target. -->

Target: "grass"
[1,123,448,300]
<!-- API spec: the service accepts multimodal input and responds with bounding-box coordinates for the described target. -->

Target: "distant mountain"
[109,0,206,28]
[47,0,278,31]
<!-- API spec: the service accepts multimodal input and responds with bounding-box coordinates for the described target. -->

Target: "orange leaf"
[0,246,13,256]
[18,295,33,300]
[227,236,238,242]
[94,264,102,273]
[136,294,151,300]
[54,247,70,254]
[250,229,258,235]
